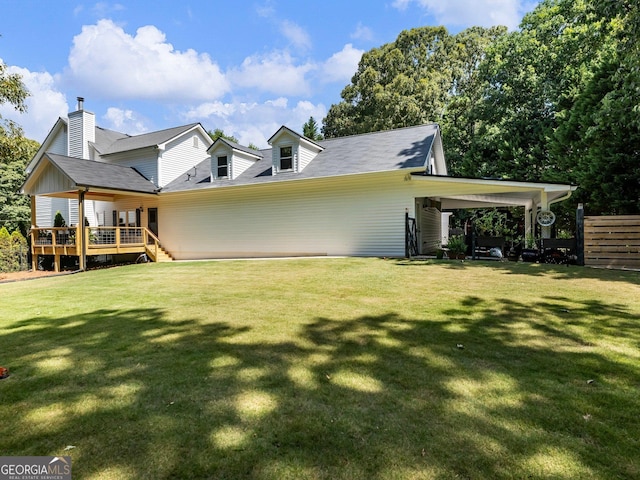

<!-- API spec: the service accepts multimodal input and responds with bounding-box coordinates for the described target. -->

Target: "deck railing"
[30,226,166,269]
[32,227,77,247]
[87,227,144,248]
[86,227,162,261]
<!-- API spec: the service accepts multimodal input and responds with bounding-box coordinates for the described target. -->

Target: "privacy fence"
[583,215,640,270]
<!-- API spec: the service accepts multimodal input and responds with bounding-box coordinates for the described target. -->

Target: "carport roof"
[409,173,577,209]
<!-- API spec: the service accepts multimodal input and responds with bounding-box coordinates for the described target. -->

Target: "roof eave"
[161,166,426,195]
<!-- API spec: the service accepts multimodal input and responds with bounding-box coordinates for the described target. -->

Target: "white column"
[540,190,551,239]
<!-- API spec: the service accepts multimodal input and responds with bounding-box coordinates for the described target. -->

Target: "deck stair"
[149,244,174,262]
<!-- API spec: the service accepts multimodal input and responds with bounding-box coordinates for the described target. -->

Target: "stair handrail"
[143,227,162,261]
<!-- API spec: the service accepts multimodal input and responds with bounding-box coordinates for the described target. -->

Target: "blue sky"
[1,0,539,147]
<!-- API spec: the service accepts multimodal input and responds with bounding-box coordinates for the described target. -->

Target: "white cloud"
[103,107,148,135]
[0,64,68,141]
[256,1,275,18]
[182,98,326,148]
[320,44,364,83]
[228,51,315,96]
[280,20,312,52]
[392,0,532,30]
[91,2,125,17]
[66,19,229,101]
[351,22,374,42]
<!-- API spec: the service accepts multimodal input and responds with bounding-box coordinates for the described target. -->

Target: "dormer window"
[279,146,293,171]
[268,126,324,175]
[216,156,229,178]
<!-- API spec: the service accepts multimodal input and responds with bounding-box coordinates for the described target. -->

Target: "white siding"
[68,110,95,159]
[160,132,210,187]
[298,143,318,171]
[271,130,298,174]
[49,127,68,155]
[29,162,75,195]
[231,151,257,179]
[93,200,118,226]
[69,199,79,226]
[158,173,415,259]
[418,205,442,254]
[50,197,69,226]
[102,149,159,185]
[35,196,52,227]
[209,144,231,179]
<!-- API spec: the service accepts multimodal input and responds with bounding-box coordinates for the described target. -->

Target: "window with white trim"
[217,155,229,178]
[279,146,293,171]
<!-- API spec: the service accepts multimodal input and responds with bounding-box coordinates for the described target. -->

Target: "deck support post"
[30,196,38,271]
[78,190,86,271]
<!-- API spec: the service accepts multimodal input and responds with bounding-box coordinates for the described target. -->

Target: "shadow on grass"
[394,258,640,285]
[1,298,639,479]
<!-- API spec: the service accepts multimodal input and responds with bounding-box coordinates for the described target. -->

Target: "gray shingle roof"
[208,137,264,158]
[91,126,130,154]
[98,123,202,155]
[163,124,438,193]
[45,153,158,194]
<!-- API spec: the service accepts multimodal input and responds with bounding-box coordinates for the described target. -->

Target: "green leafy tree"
[0,61,29,112]
[208,129,239,143]
[0,60,35,235]
[0,121,39,234]
[551,3,640,214]
[323,26,452,138]
[302,116,323,141]
[322,25,505,145]
[459,0,604,182]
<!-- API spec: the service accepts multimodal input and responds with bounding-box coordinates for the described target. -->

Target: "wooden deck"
[30,226,172,271]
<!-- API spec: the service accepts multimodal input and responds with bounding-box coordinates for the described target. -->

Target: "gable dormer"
[208,138,263,181]
[268,126,324,174]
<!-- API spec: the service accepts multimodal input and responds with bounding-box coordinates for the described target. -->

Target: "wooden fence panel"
[584,215,640,269]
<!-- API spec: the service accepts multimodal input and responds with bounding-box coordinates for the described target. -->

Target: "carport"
[407,174,577,256]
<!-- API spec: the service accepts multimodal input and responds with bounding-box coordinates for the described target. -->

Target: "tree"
[0,61,36,235]
[322,25,506,146]
[0,121,38,234]
[0,226,28,272]
[323,26,451,138]
[302,116,323,141]
[208,129,239,143]
[551,1,640,214]
[0,61,29,112]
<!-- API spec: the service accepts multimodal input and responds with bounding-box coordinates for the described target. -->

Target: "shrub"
[447,234,467,258]
[53,211,66,228]
[0,227,28,272]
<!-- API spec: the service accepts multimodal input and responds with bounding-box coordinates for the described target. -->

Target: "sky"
[0,0,540,148]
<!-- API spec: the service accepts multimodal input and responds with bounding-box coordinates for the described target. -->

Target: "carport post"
[540,191,551,239]
[576,203,584,266]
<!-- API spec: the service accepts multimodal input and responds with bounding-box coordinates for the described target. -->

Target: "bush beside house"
[0,226,28,272]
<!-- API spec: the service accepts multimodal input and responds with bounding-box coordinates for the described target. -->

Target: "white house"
[21,99,575,270]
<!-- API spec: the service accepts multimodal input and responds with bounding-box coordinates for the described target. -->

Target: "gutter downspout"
[548,188,576,208]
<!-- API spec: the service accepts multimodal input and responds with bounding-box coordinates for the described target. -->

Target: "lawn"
[1,258,639,479]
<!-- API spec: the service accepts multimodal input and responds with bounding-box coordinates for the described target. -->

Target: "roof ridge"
[321,123,439,143]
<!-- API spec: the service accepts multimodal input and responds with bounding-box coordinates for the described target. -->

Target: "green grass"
[1,258,639,479]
